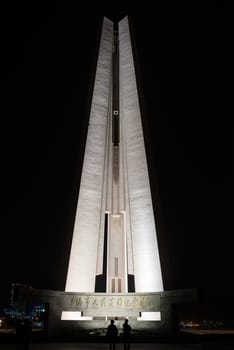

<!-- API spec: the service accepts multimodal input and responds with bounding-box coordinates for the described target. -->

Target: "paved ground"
[0,343,202,350]
[1,330,234,349]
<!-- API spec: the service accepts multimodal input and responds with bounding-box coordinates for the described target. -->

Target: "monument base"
[15,286,198,338]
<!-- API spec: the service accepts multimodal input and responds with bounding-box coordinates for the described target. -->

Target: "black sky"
[0,3,233,307]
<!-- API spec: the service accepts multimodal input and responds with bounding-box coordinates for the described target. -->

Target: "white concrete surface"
[65,17,113,293]
[65,16,163,295]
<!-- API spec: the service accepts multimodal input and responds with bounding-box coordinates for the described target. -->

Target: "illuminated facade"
[14,16,198,335]
[65,16,163,294]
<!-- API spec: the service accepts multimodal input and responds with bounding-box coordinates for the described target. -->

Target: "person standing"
[21,318,32,350]
[106,319,118,350]
[122,318,132,350]
[15,318,24,350]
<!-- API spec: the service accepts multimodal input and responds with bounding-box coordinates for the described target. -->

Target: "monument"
[65,16,163,296]
[14,16,198,338]
[59,14,166,330]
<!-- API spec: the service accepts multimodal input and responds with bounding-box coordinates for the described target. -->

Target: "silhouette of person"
[15,318,24,350]
[123,318,132,350]
[21,318,32,350]
[106,319,118,350]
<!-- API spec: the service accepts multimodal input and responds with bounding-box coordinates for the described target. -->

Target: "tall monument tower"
[15,15,197,334]
[65,16,163,295]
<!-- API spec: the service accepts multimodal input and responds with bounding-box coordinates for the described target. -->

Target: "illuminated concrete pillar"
[65,16,163,294]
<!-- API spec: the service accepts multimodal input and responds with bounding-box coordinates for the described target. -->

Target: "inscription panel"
[61,293,160,317]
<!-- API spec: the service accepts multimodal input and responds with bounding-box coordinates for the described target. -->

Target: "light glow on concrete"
[137,312,161,321]
[61,311,93,321]
[65,17,113,293]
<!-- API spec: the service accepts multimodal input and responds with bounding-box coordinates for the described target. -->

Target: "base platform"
[15,287,198,337]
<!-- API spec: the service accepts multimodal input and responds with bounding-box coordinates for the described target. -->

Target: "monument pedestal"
[16,286,198,338]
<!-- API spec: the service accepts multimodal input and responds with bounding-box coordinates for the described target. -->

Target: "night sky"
[0,3,232,308]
